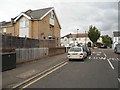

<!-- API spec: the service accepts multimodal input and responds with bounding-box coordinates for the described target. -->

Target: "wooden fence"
[2,34,56,48]
[16,48,48,64]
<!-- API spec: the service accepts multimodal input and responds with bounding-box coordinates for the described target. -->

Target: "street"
[0,2,118,90]
[19,48,119,89]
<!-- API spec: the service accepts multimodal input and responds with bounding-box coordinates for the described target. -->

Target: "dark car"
[82,45,91,56]
[114,45,120,54]
[99,44,107,48]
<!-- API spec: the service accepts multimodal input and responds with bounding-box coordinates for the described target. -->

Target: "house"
[61,33,92,47]
[113,31,120,48]
[0,7,61,47]
[61,33,103,47]
[0,21,14,35]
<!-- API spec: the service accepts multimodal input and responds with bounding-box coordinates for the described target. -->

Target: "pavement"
[2,53,67,88]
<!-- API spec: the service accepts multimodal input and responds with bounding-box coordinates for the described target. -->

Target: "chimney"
[11,18,14,24]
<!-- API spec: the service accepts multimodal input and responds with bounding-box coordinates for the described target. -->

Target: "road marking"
[95,57,98,59]
[107,59,114,70]
[112,58,114,61]
[99,57,106,60]
[99,52,101,53]
[88,57,91,59]
[109,58,112,60]
[12,61,67,89]
[21,62,68,89]
[104,53,107,57]
[96,54,100,56]
[92,52,101,54]
[117,58,119,61]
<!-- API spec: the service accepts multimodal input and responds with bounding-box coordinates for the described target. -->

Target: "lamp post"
[85,30,87,45]
[77,29,79,38]
[77,29,79,44]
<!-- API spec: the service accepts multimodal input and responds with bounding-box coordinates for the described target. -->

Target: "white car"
[67,46,87,61]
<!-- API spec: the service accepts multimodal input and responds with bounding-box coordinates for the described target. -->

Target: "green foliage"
[101,35,113,47]
[88,25,101,44]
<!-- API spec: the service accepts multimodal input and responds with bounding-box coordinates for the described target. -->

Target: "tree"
[101,35,113,47]
[88,25,101,46]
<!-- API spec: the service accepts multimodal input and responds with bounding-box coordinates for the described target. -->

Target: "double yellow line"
[19,62,68,89]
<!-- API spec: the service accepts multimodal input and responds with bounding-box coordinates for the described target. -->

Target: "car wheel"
[82,59,84,61]
[82,58,84,61]
[69,59,72,61]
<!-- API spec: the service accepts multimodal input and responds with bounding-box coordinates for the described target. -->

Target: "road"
[19,48,119,89]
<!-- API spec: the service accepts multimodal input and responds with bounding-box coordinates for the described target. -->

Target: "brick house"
[61,33,102,47]
[0,7,61,47]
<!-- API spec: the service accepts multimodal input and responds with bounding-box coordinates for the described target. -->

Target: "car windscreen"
[69,47,81,52]
[117,47,120,51]
[82,45,88,50]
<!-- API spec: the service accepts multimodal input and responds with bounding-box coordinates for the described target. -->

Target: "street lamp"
[77,29,79,44]
[77,29,79,38]
[85,30,87,45]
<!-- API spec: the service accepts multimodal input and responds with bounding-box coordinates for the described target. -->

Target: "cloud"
[0,0,118,37]
[53,2,118,37]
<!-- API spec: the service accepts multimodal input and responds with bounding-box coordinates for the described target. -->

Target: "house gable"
[53,10,61,29]
[14,12,31,22]
[14,7,61,29]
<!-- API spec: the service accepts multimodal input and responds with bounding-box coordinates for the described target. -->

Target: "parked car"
[82,45,91,56]
[114,45,120,54]
[67,46,87,61]
[98,44,107,48]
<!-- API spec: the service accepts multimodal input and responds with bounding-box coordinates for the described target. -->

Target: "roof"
[0,21,13,27]
[13,7,61,29]
[24,7,53,19]
[113,31,120,37]
[62,33,88,38]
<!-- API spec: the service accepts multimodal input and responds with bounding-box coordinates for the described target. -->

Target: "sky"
[0,0,119,37]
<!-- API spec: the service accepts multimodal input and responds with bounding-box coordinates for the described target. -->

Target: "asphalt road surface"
[20,48,119,89]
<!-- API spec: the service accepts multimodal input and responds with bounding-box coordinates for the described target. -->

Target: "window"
[43,37,46,39]
[115,37,117,41]
[50,11,54,19]
[69,47,82,52]
[20,19,25,28]
[50,25,54,31]
[64,39,67,41]
[25,19,29,27]
[64,37,68,41]
[19,18,29,37]
[19,18,29,28]
[72,38,76,41]
[50,11,55,25]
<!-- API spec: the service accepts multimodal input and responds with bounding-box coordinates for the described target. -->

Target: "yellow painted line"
[13,61,67,89]
[21,62,68,89]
